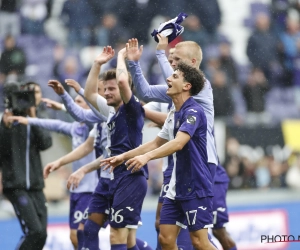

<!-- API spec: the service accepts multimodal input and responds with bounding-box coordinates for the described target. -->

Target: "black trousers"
[4,189,47,250]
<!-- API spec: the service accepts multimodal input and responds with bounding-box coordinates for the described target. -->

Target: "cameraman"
[0,82,52,250]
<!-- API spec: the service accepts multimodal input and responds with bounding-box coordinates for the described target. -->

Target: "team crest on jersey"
[187,115,196,125]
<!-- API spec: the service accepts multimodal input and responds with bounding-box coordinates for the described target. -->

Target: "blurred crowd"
[1,0,300,196]
[1,0,300,122]
[224,137,300,190]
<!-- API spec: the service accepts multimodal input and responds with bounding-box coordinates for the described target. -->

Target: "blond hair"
[169,47,175,54]
[175,41,203,68]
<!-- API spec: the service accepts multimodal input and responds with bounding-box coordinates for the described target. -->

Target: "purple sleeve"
[78,88,107,120]
[127,60,172,103]
[28,118,73,136]
[59,91,105,123]
[156,50,174,81]
[178,109,203,138]
[124,94,145,122]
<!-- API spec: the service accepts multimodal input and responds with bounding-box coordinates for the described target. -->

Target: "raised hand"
[7,116,29,125]
[156,33,168,51]
[126,155,150,173]
[67,169,85,190]
[48,80,65,95]
[44,160,61,179]
[42,98,63,110]
[100,154,125,173]
[94,46,115,65]
[65,79,81,93]
[118,47,127,58]
[126,38,143,61]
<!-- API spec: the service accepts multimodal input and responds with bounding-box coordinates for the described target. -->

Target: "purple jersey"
[128,57,218,165]
[159,98,213,200]
[106,94,148,179]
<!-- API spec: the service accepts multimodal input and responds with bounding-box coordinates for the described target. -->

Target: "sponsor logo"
[217,207,226,212]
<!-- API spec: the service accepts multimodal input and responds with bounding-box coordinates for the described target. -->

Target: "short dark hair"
[102,69,133,89]
[22,81,41,92]
[175,62,205,96]
[98,73,104,80]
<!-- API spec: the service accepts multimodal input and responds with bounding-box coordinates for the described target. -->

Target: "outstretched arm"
[42,98,64,111]
[8,116,72,136]
[127,131,190,172]
[100,136,167,171]
[127,106,204,172]
[67,156,103,190]
[84,46,114,112]
[65,78,108,120]
[48,80,105,123]
[117,46,132,103]
[43,136,94,178]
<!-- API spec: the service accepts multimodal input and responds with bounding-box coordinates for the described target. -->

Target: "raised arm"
[48,80,105,123]
[43,136,95,178]
[65,78,108,120]
[117,46,132,103]
[84,46,114,111]
[156,34,174,81]
[126,38,171,103]
[156,50,173,81]
[61,91,106,122]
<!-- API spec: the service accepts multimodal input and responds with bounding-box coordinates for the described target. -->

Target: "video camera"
[4,82,36,116]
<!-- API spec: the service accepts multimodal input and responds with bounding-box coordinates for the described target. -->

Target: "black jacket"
[0,118,52,190]
[0,47,27,75]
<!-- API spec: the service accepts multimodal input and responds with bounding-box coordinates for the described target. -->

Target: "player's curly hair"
[103,69,133,89]
[175,62,205,96]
